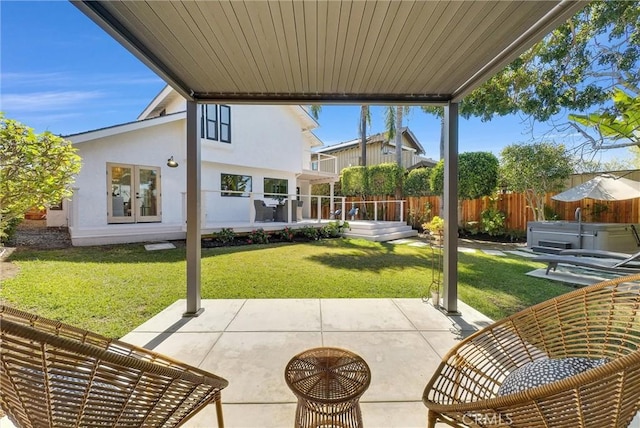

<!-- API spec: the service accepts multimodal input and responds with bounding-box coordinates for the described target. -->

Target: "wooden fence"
[403,193,639,232]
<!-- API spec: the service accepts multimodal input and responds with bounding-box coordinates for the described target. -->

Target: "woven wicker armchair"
[423,273,640,428]
[0,305,229,428]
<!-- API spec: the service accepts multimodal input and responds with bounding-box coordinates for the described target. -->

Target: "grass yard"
[0,238,571,338]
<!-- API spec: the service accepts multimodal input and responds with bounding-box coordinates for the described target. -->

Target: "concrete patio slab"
[226,299,321,331]
[322,331,439,402]
[127,299,245,333]
[198,331,323,403]
[320,298,417,331]
[13,296,629,428]
[117,297,491,427]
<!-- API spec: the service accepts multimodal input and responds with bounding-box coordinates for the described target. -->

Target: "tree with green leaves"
[404,168,433,197]
[367,163,404,196]
[430,152,500,226]
[630,146,640,168]
[463,2,639,121]
[310,105,371,167]
[385,106,412,218]
[359,106,370,166]
[421,2,639,159]
[341,163,404,219]
[569,88,639,151]
[500,142,573,222]
[0,114,81,241]
[341,166,368,199]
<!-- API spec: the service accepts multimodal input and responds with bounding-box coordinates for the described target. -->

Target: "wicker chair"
[0,305,229,427]
[423,273,640,428]
[254,199,275,222]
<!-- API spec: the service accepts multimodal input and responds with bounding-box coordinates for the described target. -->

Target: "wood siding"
[321,141,426,172]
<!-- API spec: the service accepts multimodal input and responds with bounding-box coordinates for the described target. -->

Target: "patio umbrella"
[552,174,640,202]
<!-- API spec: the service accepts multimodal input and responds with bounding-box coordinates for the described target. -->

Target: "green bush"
[423,216,444,235]
[247,228,269,244]
[480,207,506,236]
[404,168,432,196]
[407,202,433,230]
[463,221,480,235]
[320,221,348,238]
[506,228,527,242]
[368,163,404,196]
[216,228,236,244]
[300,226,319,241]
[543,204,561,220]
[1,217,22,245]
[278,227,295,242]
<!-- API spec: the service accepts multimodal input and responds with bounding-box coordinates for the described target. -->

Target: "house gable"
[314,127,433,172]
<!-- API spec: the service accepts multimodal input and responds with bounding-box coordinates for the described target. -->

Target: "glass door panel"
[108,164,134,223]
[136,166,161,222]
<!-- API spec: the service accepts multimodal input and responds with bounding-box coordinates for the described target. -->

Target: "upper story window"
[220,105,231,143]
[201,105,218,140]
[201,104,231,143]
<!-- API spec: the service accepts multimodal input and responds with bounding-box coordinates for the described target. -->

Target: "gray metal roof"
[71,1,585,105]
[317,127,424,154]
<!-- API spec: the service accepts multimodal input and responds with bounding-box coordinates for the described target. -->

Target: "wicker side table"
[285,347,371,428]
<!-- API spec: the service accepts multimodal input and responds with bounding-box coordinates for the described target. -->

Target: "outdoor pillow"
[497,357,609,396]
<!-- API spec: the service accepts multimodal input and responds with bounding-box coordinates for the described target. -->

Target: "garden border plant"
[201,221,349,248]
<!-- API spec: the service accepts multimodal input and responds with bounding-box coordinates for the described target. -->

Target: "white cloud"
[1,71,162,90]
[2,90,105,112]
[0,72,71,86]
[94,74,163,86]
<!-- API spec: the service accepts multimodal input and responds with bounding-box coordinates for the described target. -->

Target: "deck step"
[343,221,418,242]
[537,240,572,249]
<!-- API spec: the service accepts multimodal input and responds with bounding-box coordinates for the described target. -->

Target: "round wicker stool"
[285,347,371,428]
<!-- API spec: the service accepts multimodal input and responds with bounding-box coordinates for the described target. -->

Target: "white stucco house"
[51,86,339,246]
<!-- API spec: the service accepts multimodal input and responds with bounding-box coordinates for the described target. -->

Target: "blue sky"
[1,1,629,163]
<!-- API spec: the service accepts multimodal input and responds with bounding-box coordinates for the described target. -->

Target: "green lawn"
[1,238,571,338]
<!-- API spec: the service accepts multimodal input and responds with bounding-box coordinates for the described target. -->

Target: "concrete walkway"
[121,298,493,428]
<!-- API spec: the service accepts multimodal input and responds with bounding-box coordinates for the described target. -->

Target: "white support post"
[330,182,335,217]
[374,201,378,221]
[70,187,79,229]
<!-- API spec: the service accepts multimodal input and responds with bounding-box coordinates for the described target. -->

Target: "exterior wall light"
[167,156,179,168]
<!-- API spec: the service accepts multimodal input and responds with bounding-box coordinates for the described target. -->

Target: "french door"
[107,163,161,223]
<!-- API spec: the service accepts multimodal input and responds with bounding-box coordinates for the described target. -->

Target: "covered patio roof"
[71,0,586,315]
[72,1,583,104]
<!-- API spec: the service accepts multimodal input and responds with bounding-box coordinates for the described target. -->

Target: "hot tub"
[527,221,640,253]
